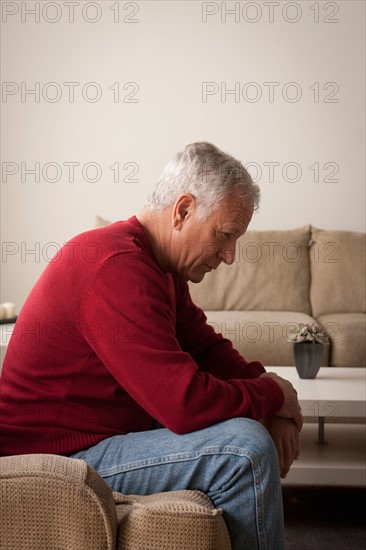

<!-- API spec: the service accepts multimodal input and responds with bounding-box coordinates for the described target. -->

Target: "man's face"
[173,191,253,283]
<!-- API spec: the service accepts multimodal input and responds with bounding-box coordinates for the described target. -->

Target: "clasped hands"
[260,371,303,479]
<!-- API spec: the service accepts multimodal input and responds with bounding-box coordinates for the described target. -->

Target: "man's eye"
[223,232,231,239]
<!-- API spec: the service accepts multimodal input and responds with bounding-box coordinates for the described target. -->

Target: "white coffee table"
[269,366,366,486]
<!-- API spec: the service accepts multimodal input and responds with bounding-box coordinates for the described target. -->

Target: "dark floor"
[283,485,366,550]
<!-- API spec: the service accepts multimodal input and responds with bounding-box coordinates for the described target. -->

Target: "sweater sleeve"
[80,254,284,434]
[175,277,267,380]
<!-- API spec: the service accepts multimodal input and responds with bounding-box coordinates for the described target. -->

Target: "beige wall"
[1,0,365,311]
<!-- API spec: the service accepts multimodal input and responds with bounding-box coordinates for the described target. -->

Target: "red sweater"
[0,216,284,456]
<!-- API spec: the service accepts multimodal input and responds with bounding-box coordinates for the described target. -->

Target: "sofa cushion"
[189,226,312,314]
[317,313,366,368]
[114,490,231,550]
[204,310,329,367]
[310,228,366,317]
[95,215,112,228]
[0,454,117,550]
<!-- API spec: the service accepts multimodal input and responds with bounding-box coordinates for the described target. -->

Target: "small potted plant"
[287,323,330,379]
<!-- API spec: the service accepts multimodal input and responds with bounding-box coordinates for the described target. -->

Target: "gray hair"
[145,142,260,219]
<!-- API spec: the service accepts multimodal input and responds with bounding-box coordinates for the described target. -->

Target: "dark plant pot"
[293,342,323,379]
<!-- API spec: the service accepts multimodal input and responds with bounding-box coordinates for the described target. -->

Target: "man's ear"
[172,194,196,230]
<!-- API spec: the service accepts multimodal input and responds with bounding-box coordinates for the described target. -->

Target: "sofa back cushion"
[310,228,366,317]
[189,226,311,313]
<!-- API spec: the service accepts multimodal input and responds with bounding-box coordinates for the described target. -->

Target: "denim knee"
[214,418,278,465]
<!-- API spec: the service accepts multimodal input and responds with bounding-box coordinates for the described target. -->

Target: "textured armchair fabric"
[114,490,232,550]
[0,454,231,550]
[0,454,117,550]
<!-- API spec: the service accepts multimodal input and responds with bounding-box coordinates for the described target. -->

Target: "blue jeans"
[70,418,284,549]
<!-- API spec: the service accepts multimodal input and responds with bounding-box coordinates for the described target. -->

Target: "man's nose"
[219,245,236,265]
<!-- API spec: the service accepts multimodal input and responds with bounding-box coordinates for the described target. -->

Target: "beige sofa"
[189,226,366,369]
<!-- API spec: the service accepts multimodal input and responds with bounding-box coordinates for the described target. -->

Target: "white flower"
[287,323,330,344]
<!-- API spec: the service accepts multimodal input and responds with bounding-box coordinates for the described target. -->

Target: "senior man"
[0,142,302,549]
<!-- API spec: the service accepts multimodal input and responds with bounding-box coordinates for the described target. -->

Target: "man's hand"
[260,416,300,479]
[260,371,303,431]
